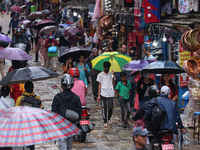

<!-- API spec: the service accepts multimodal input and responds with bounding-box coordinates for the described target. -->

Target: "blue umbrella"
[142,60,185,74]
[59,24,71,28]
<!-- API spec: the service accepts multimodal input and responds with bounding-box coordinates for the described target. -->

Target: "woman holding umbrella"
[160,72,178,101]
[137,71,154,106]
[36,33,47,67]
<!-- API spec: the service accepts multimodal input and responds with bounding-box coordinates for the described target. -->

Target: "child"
[115,71,131,128]
[96,61,115,128]
[75,55,90,87]
[63,57,74,74]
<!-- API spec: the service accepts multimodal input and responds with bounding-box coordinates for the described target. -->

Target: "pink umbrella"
[92,0,101,20]
[38,25,57,36]
[34,20,57,30]
[18,20,31,27]
[28,11,43,19]
[10,6,23,13]
[63,26,85,43]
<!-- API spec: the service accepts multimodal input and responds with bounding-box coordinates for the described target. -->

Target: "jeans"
[58,136,73,150]
[120,99,130,122]
[91,74,98,99]
[139,96,150,107]
[100,96,113,123]
[47,56,57,70]
[129,82,135,107]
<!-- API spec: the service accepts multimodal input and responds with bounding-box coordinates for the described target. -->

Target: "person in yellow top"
[15,81,44,109]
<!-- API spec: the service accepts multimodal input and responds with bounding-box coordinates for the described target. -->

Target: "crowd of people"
[0,6,188,150]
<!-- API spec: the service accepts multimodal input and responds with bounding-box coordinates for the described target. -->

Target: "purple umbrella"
[18,20,31,27]
[121,60,156,75]
[0,48,32,61]
[63,26,85,43]
[0,34,12,42]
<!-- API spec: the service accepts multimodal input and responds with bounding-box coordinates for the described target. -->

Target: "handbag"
[48,46,57,53]
[47,51,57,57]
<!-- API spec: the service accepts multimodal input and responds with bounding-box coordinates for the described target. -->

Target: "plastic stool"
[194,112,200,141]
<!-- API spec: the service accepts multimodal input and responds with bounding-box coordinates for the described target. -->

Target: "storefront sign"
[179,40,190,87]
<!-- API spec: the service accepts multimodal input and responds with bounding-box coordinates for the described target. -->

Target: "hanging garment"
[134,0,142,17]
[143,0,160,24]
[124,0,134,7]
[128,31,136,43]
[161,2,172,14]
[135,16,142,31]
[137,30,144,45]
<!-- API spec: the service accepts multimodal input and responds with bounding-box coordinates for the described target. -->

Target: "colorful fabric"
[135,16,142,31]
[143,0,160,24]
[0,106,81,147]
[134,0,142,17]
[178,0,198,13]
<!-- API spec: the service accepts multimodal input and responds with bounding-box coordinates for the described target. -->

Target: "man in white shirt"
[85,29,93,51]
[144,47,156,60]
[97,61,115,128]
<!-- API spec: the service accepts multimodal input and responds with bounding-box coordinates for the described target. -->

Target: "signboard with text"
[179,41,190,87]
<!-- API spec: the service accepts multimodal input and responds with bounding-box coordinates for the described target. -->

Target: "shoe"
[122,122,127,128]
[103,123,108,128]
[33,60,38,62]
[108,120,113,125]
[125,120,130,128]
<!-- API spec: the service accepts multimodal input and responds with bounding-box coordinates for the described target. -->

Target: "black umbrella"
[0,67,59,85]
[58,47,91,63]
[142,60,185,74]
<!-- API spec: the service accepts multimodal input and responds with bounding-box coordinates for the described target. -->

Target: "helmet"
[61,74,74,90]
[17,28,22,33]
[68,68,80,77]
[21,25,26,30]
[148,85,160,99]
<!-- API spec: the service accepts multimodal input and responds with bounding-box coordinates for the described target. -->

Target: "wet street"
[1,14,200,150]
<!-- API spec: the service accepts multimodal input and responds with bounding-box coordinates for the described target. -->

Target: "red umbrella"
[10,6,23,13]
[63,26,85,43]
[34,20,57,30]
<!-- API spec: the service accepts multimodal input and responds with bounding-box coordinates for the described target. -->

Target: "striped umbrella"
[0,106,81,147]
[91,52,132,72]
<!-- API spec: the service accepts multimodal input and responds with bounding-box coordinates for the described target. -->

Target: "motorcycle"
[148,130,174,150]
[77,106,95,142]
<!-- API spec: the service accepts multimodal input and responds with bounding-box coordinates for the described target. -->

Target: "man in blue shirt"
[144,47,155,60]
[9,14,19,34]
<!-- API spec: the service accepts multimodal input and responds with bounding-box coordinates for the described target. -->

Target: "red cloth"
[45,39,58,49]
[137,30,144,44]
[8,67,24,102]
[128,31,136,42]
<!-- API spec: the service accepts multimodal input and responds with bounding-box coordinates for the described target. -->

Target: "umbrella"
[0,67,59,85]
[58,47,91,62]
[0,34,12,42]
[121,60,156,74]
[63,26,85,43]
[28,11,43,20]
[0,48,32,61]
[54,26,64,39]
[34,20,57,30]
[18,20,31,27]
[142,60,186,74]
[10,6,23,13]
[59,24,71,28]
[0,106,80,147]
[91,52,132,72]
[38,25,57,37]
[41,9,51,15]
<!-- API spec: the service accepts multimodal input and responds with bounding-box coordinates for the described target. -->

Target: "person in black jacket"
[137,71,154,106]
[52,74,82,150]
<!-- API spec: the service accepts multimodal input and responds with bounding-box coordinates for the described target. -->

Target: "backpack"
[21,95,41,108]
[146,98,165,134]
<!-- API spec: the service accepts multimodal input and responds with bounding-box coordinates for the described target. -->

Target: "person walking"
[128,127,152,150]
[86,48,100,101]
[59,36,71,56]
[36,33,47,67]
[115,71,131,128]
[137,71,154,106]
[52,74,82,150]
[9,13,19,35]
[45,33,59,71]
[75,55,90,87]
[144,47,155,60]
[85,29,93,51]
[97,61,115,128]
[76,32,85,47]
[0,86,15,110]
